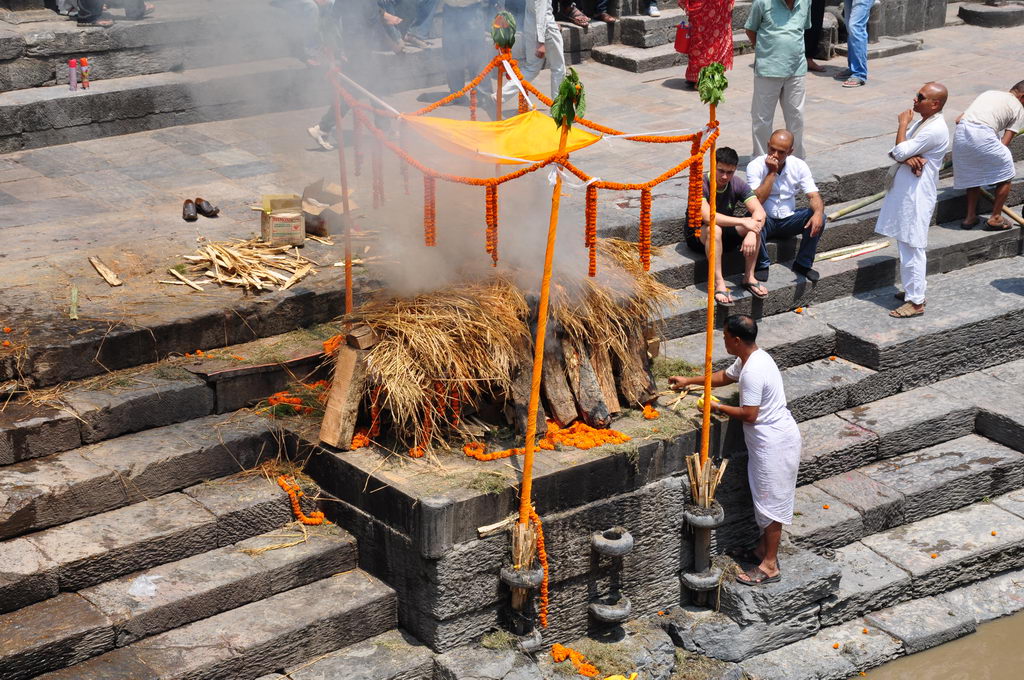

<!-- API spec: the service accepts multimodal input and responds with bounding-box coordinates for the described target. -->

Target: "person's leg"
[896,240,927,310]
[763,208,819,273]
[736,228,762,287]
[750,76,782,158]
[545,18,567,98]
[442,5,468,94]
[408,0,442,40]
[779,75,807,158]
[701,225,731,303]
[805,0,826,69]
[844,0,870,83]
[989,180,1013,226]
[758,521,783,577]
[77,0,105,23]
[755,216,780,275]
[963,186,981,227]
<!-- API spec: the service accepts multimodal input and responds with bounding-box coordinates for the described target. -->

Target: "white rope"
[547,166,599,189]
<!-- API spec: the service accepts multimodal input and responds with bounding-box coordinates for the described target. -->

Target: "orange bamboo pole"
[518,125,571,525]
[699,104,718,466]
[333,93,354,318]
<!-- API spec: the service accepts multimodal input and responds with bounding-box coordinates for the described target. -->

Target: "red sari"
[682,0,734,83]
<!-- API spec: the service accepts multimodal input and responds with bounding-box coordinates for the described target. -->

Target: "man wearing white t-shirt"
[746,129,826,283]
[669,314,801,586]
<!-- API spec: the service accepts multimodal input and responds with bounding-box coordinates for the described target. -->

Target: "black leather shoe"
[182,199,198,222]
[754,268,770,282]
[792,263,820,282]
[195,197,219,218]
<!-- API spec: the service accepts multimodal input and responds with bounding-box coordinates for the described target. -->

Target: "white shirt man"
[502,0,566,100]
[875,82,950,318]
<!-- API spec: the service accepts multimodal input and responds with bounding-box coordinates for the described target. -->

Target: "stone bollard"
[588,526,635,627]
[681,501,725,607]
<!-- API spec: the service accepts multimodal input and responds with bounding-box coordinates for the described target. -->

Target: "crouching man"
[668,314,801,586]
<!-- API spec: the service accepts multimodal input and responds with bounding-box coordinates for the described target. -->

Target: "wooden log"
[615,328,658,408]
[589,345,622,415]
[319,345,369,449]
[541,340,578,426]
[346,324,379,350]
[565,339,611,428]
[88,256,122,286]
[509,361,546,438]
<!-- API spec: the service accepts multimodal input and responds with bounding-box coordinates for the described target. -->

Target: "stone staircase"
[0,360,414,678]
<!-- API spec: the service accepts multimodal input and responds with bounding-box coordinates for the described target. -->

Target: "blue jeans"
[408,0,442,40]
[845,0,871,81]
[757,208,822,271]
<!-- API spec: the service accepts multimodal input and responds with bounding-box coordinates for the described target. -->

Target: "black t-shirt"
[685,173,755,242]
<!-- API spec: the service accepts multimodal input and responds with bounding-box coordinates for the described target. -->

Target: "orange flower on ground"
[643,402,660,420]
[992,531,998,536]
[822,504,830,510]
[1,340,9,348]
[930,553,938,559]
[794,307,803,314]
[550,643,597,676]
[351,429,371,449]
[408,446,426,458]
[276,475,327,525]
[322,335,343,355]
[832,643,840,649]
[2,327,11,333]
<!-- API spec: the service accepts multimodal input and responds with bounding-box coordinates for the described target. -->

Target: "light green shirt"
[745,0,811,79]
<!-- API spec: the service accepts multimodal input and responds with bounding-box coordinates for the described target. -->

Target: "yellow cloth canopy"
[400,110,601,165]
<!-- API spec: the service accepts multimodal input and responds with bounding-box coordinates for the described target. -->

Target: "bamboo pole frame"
[699,103,718,467]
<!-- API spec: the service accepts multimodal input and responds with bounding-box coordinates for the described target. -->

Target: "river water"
[864,609,1024,679]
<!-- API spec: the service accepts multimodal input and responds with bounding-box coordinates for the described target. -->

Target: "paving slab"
[0,412,274,539]
[813,470,905,535]
[434,646,537,680]
[38,570,397,680]
[819,541,912,627]
[0,401,80,465]
[858,435,1024,524]
[286,629,432,680]
[663,603,821,663]
[865,595,976,654]
[60,367,215,444]
[183,473,313,547]
[718,547,840,625]
[835,385,976,459]
[740,618,902,680]
[787,484,863,551]
[0,535,58,614]
[935,369,1024,454]
[795,413,878,486]
[860,502,1024,598]
[781,357,879,422]
[935,565,1024,624]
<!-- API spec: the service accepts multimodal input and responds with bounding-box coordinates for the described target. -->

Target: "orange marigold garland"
[485,184,499,265]
[585,184,598,277]
[639,188,653,271]
[351,429,371,449]
[276,475,327,525]
[550,644,597,677]
[322,334,343,355]
[687,137,703,240]
[529,507,550,628]
[424,174,437,246]
[518,92,529,114]
[462,421,631,461]
[643,401,660,419]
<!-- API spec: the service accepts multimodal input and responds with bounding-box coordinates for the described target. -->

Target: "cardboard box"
[260,194,305,246]
[301,179,353,237]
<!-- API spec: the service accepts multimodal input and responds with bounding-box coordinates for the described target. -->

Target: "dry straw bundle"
[179,239,318,291]
[343,238,672,445]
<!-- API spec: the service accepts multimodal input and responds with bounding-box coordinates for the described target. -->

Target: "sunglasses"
[916,93,927,102]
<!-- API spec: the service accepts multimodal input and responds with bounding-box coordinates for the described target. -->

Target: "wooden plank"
[346,324,380,350]
[88,256,122,286]
[319,346,369,449]
[616,330,658,408]
[576,342,612,428]
[541,340,578,426]
[589,345,622,415]
[509,361,546,438]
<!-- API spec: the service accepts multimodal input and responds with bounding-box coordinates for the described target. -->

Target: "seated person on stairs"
[746,129,826,283]
[686,146,768,305]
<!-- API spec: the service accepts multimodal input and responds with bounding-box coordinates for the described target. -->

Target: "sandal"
[889,302,925,318]
[559,3,590,27]
[714,290,735,307]
[984,218,1011,231]
[742,281,769,299]
[736,566,781,586]
[960,217,979,230]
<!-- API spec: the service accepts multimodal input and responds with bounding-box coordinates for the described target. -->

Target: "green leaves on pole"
[491,11,517,49]
[697,62,729,107]
[550,68,586,130]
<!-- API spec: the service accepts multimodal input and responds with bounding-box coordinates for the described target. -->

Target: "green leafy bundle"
[491,11,517,49]
[550,68,586,129]
[697,62,729,107]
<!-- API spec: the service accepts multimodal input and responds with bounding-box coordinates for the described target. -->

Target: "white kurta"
[874,113,950,249]
[725,350,802,530]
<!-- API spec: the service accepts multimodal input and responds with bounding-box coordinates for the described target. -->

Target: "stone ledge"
[959,2,1024,28]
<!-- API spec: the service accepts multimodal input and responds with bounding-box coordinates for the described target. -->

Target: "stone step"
[591,31,752,73]
[654,226,1021,341]
[796,383,976,486]
[0,411,275,540]
[36,569,397,680]
[833,35,923,61]
[959,1,1024,28]
[788,434,1024,551]
[0,523,356,680]
[0,57,322,154]
[283,629,433,680]
[0,471,313,615]
[619,3,753,48]
[935,358,1024,454]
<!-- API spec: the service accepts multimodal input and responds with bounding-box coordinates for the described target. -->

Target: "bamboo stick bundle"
[179,238,319,291]
[510,521,537,609]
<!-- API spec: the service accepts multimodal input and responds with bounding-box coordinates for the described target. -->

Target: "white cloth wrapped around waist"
[953,121,1016,189]
[744,416,802,530]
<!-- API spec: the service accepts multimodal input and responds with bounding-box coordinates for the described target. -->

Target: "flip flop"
[960,218,979,230]
[737,566,781,586]
[742,281,769,299]
[984,219,1011,231]
[714,290,735,307]
[889,302,924,318]
[559,3,590,27]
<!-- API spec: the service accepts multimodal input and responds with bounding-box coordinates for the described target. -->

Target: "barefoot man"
[669,314,801,586]
[875,82,949,319]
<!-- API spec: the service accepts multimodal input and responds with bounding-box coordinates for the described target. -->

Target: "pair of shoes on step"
[183,198,219,222]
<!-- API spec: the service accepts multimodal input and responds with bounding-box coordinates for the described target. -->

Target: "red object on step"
[674,22,691,54]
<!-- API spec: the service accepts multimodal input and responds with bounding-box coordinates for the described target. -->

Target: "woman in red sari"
[679,0,734,87]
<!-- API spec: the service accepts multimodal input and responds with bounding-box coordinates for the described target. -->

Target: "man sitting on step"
[668,314,801,586]
[685,146,768,306]
[746,129,826,283]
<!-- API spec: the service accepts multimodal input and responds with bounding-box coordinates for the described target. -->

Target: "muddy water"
[864,609,1024,680]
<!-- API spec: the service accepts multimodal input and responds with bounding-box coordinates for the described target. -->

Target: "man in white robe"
[669,314,801,586]
[953,81,1024,230]
[874,82,950,319]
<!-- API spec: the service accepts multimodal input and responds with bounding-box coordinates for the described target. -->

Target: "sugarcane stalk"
[827,190,886,222]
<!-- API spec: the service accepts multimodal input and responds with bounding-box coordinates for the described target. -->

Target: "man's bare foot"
[807,58,826,72]
[714,289,735,306]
